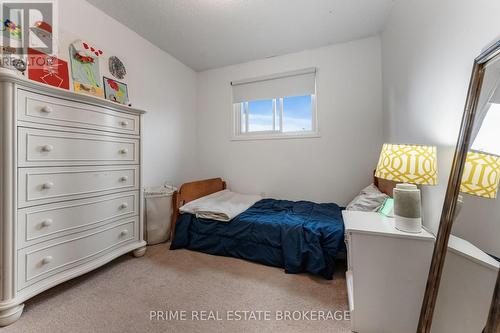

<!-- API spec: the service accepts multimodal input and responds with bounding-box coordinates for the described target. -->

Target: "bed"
[170,177,396,279]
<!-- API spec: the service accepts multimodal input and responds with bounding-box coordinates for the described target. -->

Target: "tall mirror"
[418,41,500,333]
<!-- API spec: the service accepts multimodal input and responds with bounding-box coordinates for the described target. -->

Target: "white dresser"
[342,210,435,333]
[431,235,499,333]
[0,69,147,326]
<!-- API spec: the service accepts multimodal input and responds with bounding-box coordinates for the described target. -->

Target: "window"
[471,103,500,155]
[246,99,275,132]
[232,68,317,139]
[283,95,313,132]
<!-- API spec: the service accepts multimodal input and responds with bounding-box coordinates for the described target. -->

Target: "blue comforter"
[170,199,345,279]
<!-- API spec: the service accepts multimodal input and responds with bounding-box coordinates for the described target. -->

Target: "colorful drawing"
[27,48,69,90]
[30,21,52,49]
[103,77,129,105]
[69,40,104,97]
[0,11,22,71]
[2,17,21,40]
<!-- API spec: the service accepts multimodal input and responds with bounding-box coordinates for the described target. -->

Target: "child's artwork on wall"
[29,21,53,51]
[69,40,104,97]
[27,48,69,90]
[3,15,22,41]
[0,45,26,73]
[103,77,129,105]
[109,56,126,80]
[1,11,24,73]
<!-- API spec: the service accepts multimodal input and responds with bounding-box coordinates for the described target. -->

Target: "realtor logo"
[1,0,57,59]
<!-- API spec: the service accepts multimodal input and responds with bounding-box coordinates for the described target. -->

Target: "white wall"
[196,37,383,204]
[57,0,198,187]
[382,0,500,256]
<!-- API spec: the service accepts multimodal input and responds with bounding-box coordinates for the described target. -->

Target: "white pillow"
[346,184,389,212]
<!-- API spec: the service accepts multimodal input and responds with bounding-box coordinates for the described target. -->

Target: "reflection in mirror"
[431,52,500,333]
[418,42,500,333]
[456,54,500,255]
[470,57,500,156]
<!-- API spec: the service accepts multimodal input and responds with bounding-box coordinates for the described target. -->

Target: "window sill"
[230,132,321,141]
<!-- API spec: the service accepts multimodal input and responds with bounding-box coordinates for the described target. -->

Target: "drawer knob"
[120,230,129,237]
[41,218,53,227]
[119,120,129,127]
[119,148,128,155]
[119,203,129,209]
[41,144,54,152]
[41,256,53,265]
[41,182,54,190]
[40,106,53,114]
[119,176,129,182]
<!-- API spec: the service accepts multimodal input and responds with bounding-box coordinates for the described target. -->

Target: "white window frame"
[231,94,319,141]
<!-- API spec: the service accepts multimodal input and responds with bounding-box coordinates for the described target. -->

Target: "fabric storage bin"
[144,185,176,244]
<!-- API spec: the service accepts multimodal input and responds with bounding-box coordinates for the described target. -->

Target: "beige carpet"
[4,244,350,333]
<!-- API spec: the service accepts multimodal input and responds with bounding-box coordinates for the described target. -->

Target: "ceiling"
[86,0,394,71]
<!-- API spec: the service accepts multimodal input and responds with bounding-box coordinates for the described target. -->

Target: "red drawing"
[107,78,119,91]
[73,40,103,61]
[27,48,70,90]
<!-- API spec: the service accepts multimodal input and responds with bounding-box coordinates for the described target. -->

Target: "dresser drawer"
[17,217,137,290]
[17,89,139,135]
[18,165,139,208]
[18,127,139,167]
[17,191,139,248]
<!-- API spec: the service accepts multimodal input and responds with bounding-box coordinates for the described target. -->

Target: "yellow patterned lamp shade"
[375,143,438,185]
[460,151,500,199]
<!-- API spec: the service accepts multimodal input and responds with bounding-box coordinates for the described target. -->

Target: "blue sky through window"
[283,95,312,132]
[245,95,312,133]
[248,99,273,131]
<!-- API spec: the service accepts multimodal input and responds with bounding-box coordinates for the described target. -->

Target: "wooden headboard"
[171,178,226,237]
[374,173,397,197]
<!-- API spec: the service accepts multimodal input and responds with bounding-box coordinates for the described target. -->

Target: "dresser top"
[0,68,146,115]
[448,235,499,270]
[342,210,435,241]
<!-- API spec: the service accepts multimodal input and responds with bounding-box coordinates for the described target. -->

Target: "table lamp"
[375,143,438,233]
[453,150,500,219]
[460,150,500,199]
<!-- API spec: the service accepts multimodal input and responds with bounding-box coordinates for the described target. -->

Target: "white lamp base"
[395,215,422,233]
[393,183,423,233]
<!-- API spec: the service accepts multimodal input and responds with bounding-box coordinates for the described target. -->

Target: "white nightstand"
[342,210,435,333]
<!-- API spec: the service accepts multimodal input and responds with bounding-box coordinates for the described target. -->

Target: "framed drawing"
[103,77,129,105]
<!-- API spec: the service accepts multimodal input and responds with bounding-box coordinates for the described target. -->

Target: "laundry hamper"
[144,185,176,245]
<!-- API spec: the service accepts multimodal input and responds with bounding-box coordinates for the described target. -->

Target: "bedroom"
[0,0,498,332]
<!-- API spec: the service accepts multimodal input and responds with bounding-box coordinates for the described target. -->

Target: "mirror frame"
[417,40,500,333]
